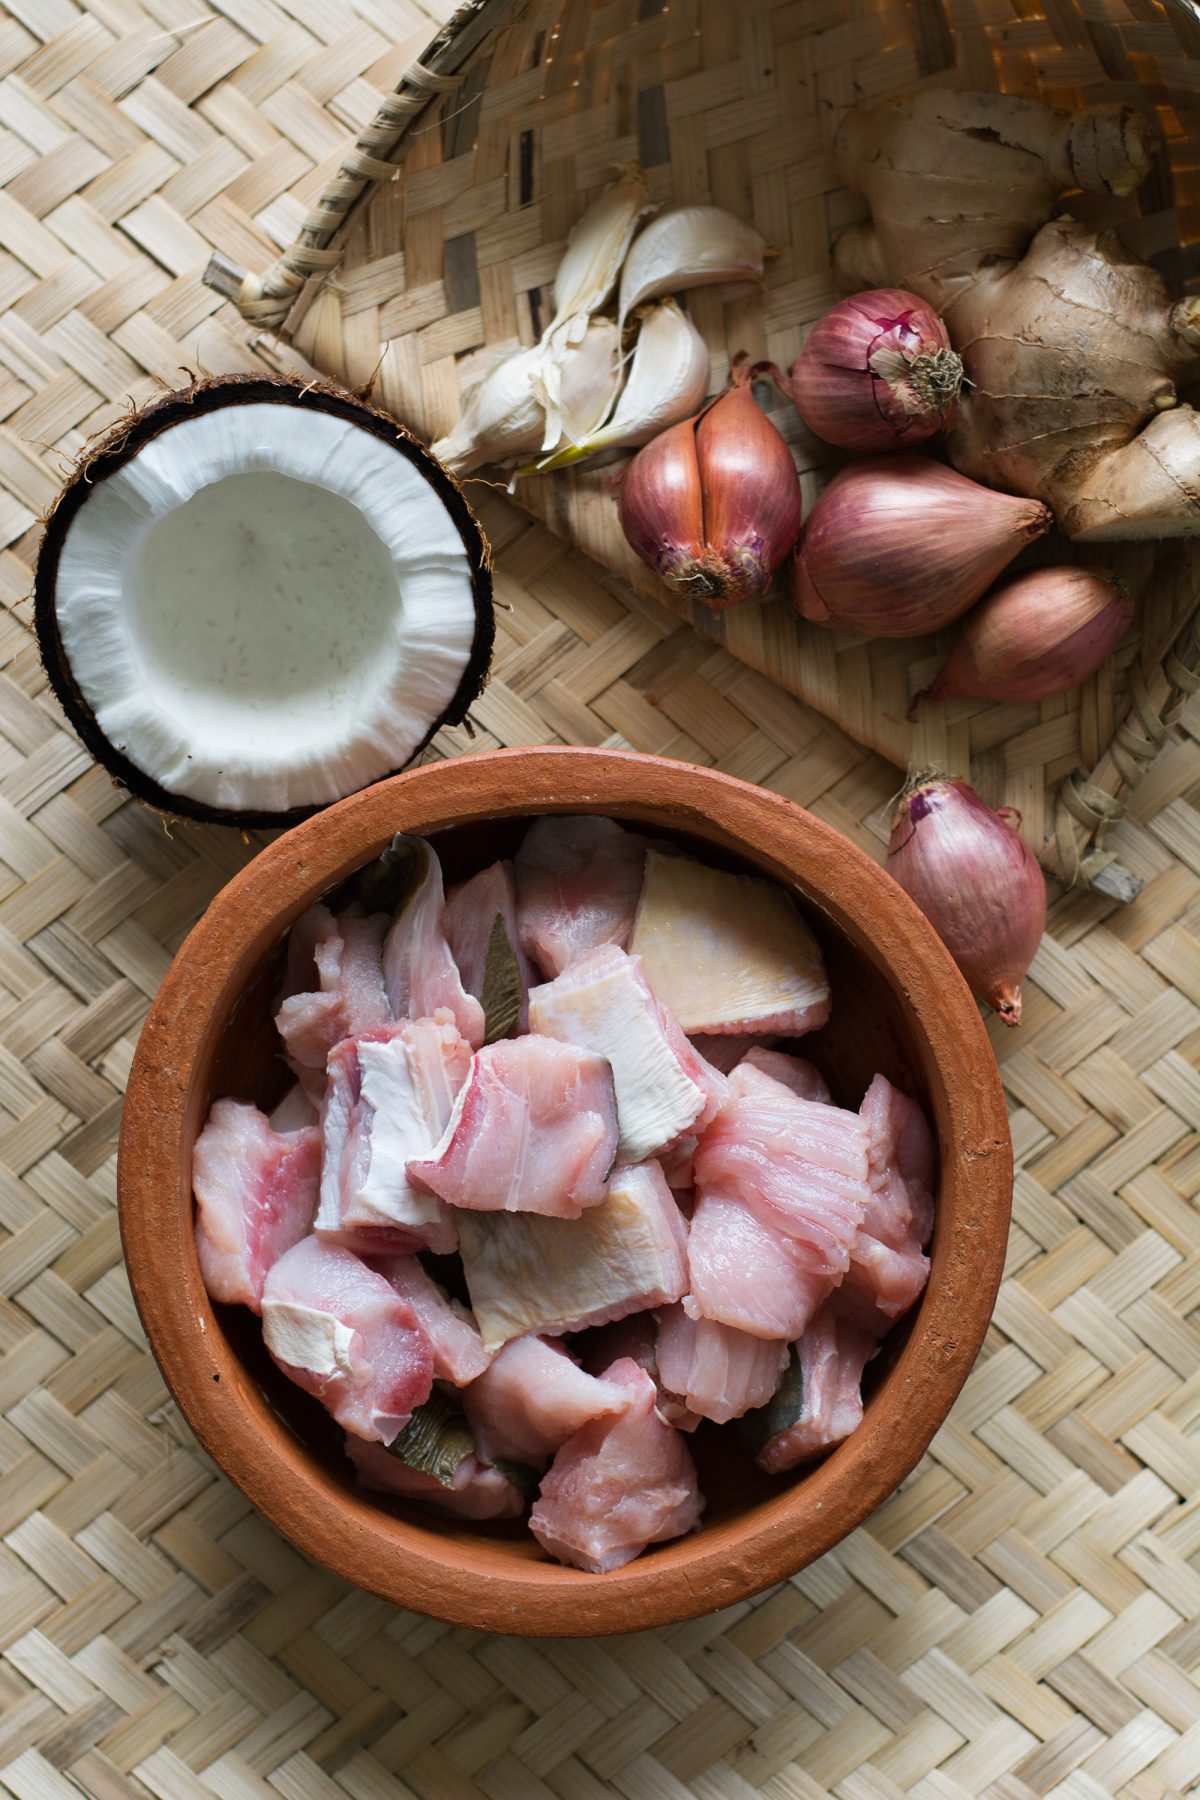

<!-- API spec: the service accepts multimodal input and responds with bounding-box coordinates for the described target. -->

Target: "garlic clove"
[534,318,623,452]
[618,206,769,326]
[545,166,652,346]
[432,344,547,474]
[533,300,711,472]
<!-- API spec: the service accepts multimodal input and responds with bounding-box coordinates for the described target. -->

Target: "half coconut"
[35,375,494,828]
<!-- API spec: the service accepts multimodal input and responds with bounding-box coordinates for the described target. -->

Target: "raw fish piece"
[380,836,485,1047]
[317,1017,470,1254]
[745,1306,877,1472]
[261,1237,433,1443]
[689,1034,775,1074]
[276,904,390,1073]
[655,1304,789,1425]
[408,1035,618,1218]
[193,1099,319,1311]
[514,815,649,977]
[740,1047,831,1104]
[269,1083,320,1133]
[529,1359,703,1572]
[444,860,535,1039]
[695,1064,870,1285]
[458,1159,688,1350]
[463,1335,631,1465]
[840,1075,935,1325]
[346,1433,525,1520]
[660,1135,696,1191]
[578,1314,702,1431]
[374,1256,490,1384]
[684,1187,829,1340]
[629,850,830,1034]
[530,945,721,1161]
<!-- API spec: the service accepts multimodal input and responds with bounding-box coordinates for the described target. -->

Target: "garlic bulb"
[545,166,651,347]
[618,206,769,325]
[534,301,711,471]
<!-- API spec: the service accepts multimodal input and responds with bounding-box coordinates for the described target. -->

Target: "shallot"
[774,290,962,452]
[792,457,1052,637]
[619,357,801,608]
[888,774,1046,1026]
[915,566,1133,707]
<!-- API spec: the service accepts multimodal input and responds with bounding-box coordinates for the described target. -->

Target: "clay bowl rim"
[118,745,1012,1637]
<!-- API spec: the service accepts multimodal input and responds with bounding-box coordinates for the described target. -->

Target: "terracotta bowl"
[119,746,1012,1636]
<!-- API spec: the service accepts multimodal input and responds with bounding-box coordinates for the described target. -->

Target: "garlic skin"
[545,166,652,346]
[534,300,711,472]
[920,566,1133,706]
[792,456,1052,637]
[534,318,622,452]
[888,774,1046,1026]
[618,206,769,325]
[433,345,547,474]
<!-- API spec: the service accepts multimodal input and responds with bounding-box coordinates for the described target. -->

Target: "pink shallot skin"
[888,776,1046,1026]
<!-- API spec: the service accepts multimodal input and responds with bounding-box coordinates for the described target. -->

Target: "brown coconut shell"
[34,373,495,830]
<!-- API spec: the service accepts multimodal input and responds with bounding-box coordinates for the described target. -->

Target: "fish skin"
[193,1099,320,1311]
[346,1433,525,1520]
[407,1034,619,1218]
[529,1359,703,1572]
[262,1236,433,1444]
[462,1335,631,1465]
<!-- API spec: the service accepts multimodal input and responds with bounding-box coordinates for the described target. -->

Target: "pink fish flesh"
[514,814,649,977]
[444,860,535,1036]
[695,1063,870,1284]
[275,904,390,1076]
[373,1255,490,1385]
[838,1075,935,1329]
[317,1016,470,1254]
[530,946,724,1162]
[684,1187,829,1341]
[381,836,485,1047]
[193,1099,320,1311]
[457,1158,689,1350]
[751,1304,877,1473]
[578,1313,702,1432]
[739,1047,831,1104]
[655,1304,788,1425]
[529,1359,703,1572]
[261,1236,433,1443]
[346,1434,525,1520]
[463,1335,631,1465]
[408,1034,618,1218]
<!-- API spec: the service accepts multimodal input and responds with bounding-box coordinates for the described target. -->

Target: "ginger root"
[834,89,1200,540]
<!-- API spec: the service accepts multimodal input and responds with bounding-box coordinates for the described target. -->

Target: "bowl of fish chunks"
[119,745,1011,1636]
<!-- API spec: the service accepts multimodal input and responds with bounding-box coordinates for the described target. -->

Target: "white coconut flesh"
[52,403,480,815]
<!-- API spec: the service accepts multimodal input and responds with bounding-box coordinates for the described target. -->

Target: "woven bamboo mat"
[1,7,1200,1798]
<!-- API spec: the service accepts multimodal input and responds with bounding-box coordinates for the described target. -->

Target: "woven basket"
[210,0,1200,897]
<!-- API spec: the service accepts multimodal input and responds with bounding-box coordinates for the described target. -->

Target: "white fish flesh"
[840,1075,934,1330]
[380,836,485,1047]
[268,1083,320,1133]
[514,814,649,977]
[462,1335,631,1465]
[407,1034,618,1217]
[374,1255,490,1385]
[275,904,390,1077]
[444,859,535,1038]
[457,1158,688,1350]
[748,1305,877,1473]
[346,1433,525,1520]
[193,1099,320,1311]
[739,1046,831,1104]
[629,850,831,1035]
[261,1236,433,1443]
[655,1304,789,1425]
[317,1016,470,1254]
[695,1062,870,1287]
[684,1187,829,1341]
[529,1358,703,1572]
[530,945,724,1161]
